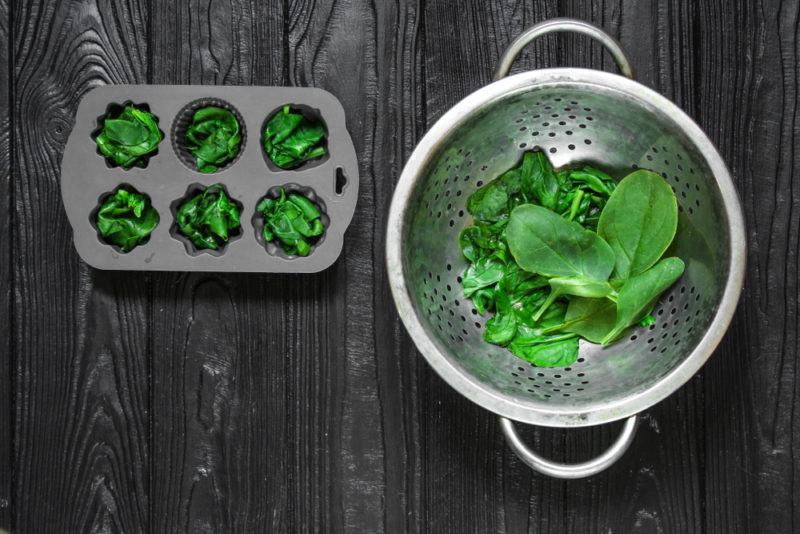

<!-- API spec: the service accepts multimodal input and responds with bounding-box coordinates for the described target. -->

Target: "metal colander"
[386,19,746,478]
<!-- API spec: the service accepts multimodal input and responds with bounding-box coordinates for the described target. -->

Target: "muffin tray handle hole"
[335,166,348,195]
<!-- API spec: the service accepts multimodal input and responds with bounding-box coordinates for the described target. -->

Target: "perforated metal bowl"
[386,19,745,478]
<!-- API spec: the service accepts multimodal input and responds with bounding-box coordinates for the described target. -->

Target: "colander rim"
[386,67,746,428]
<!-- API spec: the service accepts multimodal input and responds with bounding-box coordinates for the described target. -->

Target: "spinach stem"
[568,189,584,221]
[532,289,560,322]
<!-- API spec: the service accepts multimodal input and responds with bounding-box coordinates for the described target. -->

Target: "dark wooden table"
[0,1,796,532]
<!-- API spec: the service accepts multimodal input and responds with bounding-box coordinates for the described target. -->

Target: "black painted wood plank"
[146,2,300,532]
[285,1,392,531]
[0,0,11,529]
[694,1,800,533]
[11,1,152,532]
[366,2,427,532]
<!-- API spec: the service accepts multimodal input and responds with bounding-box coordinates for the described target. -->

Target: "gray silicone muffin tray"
[60,85,359,272]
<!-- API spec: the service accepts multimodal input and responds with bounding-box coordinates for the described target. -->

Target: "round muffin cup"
[171,98,247,173]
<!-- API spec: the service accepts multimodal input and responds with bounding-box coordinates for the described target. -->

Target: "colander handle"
[494,18,634,80]
[500,415,638,479]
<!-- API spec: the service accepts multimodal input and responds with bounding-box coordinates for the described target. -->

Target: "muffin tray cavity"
[61,85,359,273]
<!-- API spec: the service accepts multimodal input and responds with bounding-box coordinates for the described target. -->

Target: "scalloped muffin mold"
[91,101,164,170]
[251,183,330,259]
[90,183,160,254]
[61,85,359,272]
[170,183,244,257]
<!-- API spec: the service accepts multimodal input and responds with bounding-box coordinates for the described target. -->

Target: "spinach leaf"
[519,150,560,210]
[176,185,241,250]
[484,312,517,346]
[598,170,678,279]
[510,336,579,368]
[506,204,615,280]
[257,188,325,257]
[185,106,242,173]
[462,256,505,297]
[559,297,617,344]
[263,106,327,169]
[95,105,162,168]
[466,167,524,222]
[601,257,685,344]
[459,221,507,261]
[457,149,682,366]
[95,188,159,252]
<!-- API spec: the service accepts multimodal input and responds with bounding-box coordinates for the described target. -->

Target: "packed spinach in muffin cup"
[94,186,159,252]
[184,106,243,173]
[256,187,325,257]
[94,104,162,168]
[262,106,327,170]
[175,184,241,250]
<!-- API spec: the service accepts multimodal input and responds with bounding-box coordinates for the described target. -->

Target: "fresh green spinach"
[263,106,327,169]
[95,187,159,252]
[506,204,615,281]
[598,170,678,279]
[257,188,325,257]
[176,185,241,250]
[558,297,617,344]
[601,257,685,344]
[458,148,684,368]
[185,106,242,173]
[95,104,162,168]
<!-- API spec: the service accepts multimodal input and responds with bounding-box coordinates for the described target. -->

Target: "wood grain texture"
[12,1,152,532]
[4,0,800,532]
[147,2,305,533]
[0,0,11,529]
[694,1,800,533]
